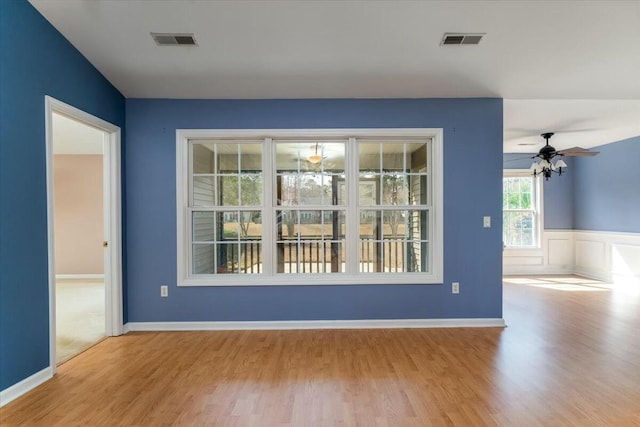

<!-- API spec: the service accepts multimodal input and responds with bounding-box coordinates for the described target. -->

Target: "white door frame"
[44,96,123,373]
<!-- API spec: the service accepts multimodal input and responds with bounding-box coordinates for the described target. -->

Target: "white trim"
[45,96,124,376]
[127,318,506,332]
[176,128,444,286]
[0,367,53,407]
[573,229,640,237]
[55,274,105,280]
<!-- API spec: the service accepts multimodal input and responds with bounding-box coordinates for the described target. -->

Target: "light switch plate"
[483,216,491,228]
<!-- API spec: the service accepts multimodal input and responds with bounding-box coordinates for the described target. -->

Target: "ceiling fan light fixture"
[308,154,323,164]
[308,142,323,164]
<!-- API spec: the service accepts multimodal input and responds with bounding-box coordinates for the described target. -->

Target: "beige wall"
[54,155,103,275]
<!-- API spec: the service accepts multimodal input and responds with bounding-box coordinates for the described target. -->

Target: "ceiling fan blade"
[556,147,600,157]
[504,156,535,162]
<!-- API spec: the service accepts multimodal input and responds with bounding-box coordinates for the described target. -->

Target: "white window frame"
[503,169,544,251]
[177,129,443,286]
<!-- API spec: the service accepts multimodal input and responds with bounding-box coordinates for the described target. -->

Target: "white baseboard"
[55,274,104,280]
[503,267,574,276]
[123,323,131,334]
[125,318,506,332]
[0,367,53,407]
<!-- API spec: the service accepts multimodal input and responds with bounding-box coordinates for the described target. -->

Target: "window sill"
[179,273,443,287]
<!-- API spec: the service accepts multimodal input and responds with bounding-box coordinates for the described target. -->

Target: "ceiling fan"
[509,132,599,180]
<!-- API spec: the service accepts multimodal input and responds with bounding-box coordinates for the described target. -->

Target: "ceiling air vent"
[440,33,485,46]
[151,33,197,46]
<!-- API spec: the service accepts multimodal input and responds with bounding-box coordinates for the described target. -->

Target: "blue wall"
[125,98,504,323]
[503,154,574,230]
[0,0,125,390]
[574,136,640,233]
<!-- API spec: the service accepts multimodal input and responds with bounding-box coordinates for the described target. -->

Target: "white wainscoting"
[503,230,574,275]
[504,230,640,285]
[574,230,640,284]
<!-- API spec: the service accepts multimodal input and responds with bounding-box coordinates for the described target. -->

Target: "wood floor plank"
[1,275,639,426]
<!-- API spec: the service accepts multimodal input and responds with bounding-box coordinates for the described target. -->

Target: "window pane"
[381,173,407,206]
[299,175,325,205]
[503,211,534,247]
[216,143,239,172]
[239,175,262,206]
[276,240,344,273]
[193,143,215,174]
[359,141,428,208]
[193,212,216,242]
[408,174,428,205]
[381,143,404,170]
[275,141,345,173]
[193,243,215,274]
[277,173,344,206]
[408,209,429,241]
[359,180,376,205]
[238,211,262,239]
[320,211,345,240]
[215,242,239,273]
[359,210,380,239]
[276,209,345,274]
[359,143,381,172]
[216,211,239,240]
[211,240,263,274]
[277,174,300,206]
[383,210,406,238]
[193,177,215,206]
[407,240,429,273]
[219,175,239,206]
[359,209,428,273]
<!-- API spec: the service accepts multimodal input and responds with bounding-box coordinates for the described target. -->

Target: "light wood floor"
[1,276,639,426]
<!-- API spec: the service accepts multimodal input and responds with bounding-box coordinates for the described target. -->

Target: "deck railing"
[219,236,418,274]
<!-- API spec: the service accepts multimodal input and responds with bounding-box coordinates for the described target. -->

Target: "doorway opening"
[45,96,122,370]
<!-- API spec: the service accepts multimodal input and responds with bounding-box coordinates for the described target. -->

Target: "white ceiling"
[30,0,640,151]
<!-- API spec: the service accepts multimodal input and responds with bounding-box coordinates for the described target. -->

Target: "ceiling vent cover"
[440,33,485,46]
[151,33,197,46]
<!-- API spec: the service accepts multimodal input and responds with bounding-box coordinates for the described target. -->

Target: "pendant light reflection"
[308,142,323,164]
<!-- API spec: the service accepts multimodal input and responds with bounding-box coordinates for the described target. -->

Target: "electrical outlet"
[483,216,491,228]
[160,285,168,297]
[452,282,460,294]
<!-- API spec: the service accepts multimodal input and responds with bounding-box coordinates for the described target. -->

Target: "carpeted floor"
[56,279,105,363]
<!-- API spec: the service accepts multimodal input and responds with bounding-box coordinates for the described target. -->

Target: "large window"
[503,171,542,248]
[177,129,443,286]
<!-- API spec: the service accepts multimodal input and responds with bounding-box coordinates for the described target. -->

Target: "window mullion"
[346,137,359,274]
[262,137,274,276]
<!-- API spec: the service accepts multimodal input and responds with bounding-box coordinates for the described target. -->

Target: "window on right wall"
[503,171,542,248]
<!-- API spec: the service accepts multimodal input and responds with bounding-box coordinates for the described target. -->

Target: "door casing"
[45,96,123,372]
